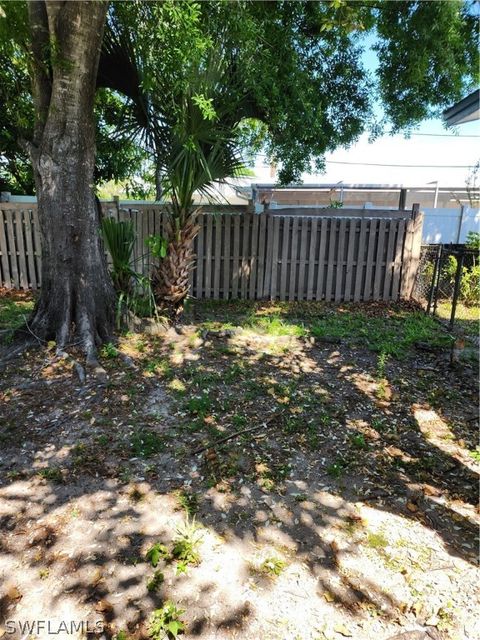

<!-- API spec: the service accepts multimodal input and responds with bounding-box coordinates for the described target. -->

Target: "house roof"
[443,89,480,126]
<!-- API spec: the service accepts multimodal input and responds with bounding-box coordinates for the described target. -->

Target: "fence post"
[400,204,423,299]
[398,188,407,210]
[427,244,442,314]
[449,250,464,329]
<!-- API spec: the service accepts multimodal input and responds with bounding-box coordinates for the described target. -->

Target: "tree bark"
[25,1,114,363]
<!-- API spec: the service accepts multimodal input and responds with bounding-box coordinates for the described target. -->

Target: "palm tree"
[152,70,245,311]
[97,9,246,313]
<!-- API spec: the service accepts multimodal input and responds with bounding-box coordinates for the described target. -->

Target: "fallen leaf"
[334,623,352,637]
[6,586,22,601]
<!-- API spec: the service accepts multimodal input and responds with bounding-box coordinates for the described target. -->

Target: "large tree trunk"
[26,1,114,363]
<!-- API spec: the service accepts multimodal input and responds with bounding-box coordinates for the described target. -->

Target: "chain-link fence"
[413,244,479,339]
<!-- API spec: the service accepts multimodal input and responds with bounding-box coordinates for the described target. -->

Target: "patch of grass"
[130,429,166,458]
[37,467,63,482]
[310,310,451,357]
[246,315,305,337]
[185,393,213,417]
[144,357,173,378]
[231,414,248,429]
[366,531,388,550]
[168,378,187,395]
[0,293,35,342]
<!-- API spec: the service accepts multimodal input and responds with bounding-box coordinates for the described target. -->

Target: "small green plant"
[101,342,118,359]
[101,217,136,293]
[469,447,480,463]
[37,467,63,482]
[465,231,480,252]
[147,570,165,593]
[326,460,345,478]
[39,568,50,580]
[130,429,166,457]
[148,601,185,639]
[176,490,199,516]
[171,517,203,566]
[146,542,170,567]
[376,351,388,379]
[349,433,368,450]
[146,234,168,259]
[259,555,286,576]
[366,531,388,549]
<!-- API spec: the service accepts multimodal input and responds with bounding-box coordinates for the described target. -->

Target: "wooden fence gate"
[0,203,423,302]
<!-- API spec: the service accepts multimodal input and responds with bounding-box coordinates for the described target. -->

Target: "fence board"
[15,210,28,289]
[6,211,19,288]
[0,210,11,288]
[270,216,280,300]
[373,219,386,300]
[231,214,241,298]
[0,205,423,303]
[316,218,328,300]
[353,219,367,302]
[391,219,405,299]
[383,220,397,300]
[298,218,309,301]
[363,219,378,301]
[196,215,205,298]
[204,214,213,298]
[288,217,299,301]
[241,213,250,299]
[223,215,231,299]
[279,216,290,301]
[335,218,346,302]
[325,219,336,301]
[344,219,356,301]
[213,215,222,299]
[263,215,274,298]
[256,213,266,299]
[23,210,37,289]
[306,217,318,300]
[249,214,259,300]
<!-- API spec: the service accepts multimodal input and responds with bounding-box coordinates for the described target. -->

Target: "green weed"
[146,542,170,567]
[146,570,164,593]
[148,601,185,639]
[130,429,166,457]
[37,467,63,482]
[171,517,203,567]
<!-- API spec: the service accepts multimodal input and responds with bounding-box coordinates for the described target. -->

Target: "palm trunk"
[152,213,199,314]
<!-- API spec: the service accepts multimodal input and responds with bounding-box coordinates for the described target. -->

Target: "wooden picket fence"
[0,202,423,301]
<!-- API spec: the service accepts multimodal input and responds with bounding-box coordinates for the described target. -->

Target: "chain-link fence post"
[449,251,465,329]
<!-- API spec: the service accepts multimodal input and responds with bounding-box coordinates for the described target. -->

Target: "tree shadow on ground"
[0,318,478,639]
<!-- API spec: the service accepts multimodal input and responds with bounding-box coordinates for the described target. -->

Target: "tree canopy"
[1,0,478,191]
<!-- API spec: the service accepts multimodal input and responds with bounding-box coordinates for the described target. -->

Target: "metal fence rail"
[0,203,423,302]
